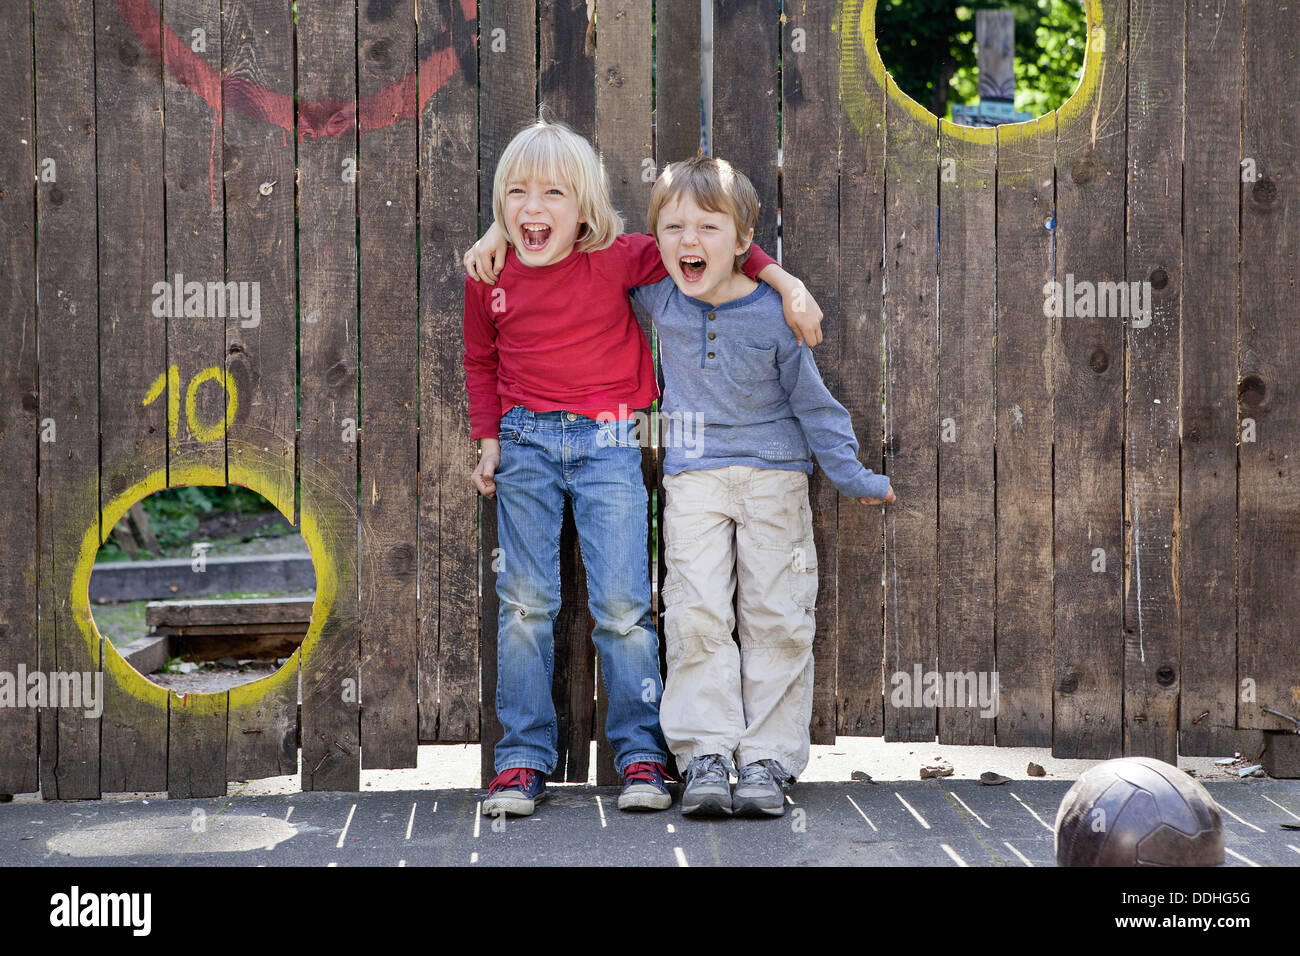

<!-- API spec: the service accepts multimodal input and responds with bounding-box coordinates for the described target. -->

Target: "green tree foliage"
[874,0,1086,121]
[99,486,275,560]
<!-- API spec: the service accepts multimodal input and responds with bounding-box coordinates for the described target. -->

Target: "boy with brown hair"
[634,155,895,817]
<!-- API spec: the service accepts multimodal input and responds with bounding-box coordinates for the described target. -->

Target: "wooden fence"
[1,0,1296,799]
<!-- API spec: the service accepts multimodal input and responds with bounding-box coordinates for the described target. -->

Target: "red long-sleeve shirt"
[462,232,775,440]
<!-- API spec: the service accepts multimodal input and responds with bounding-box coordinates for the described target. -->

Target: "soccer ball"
[1054,756,1223,866]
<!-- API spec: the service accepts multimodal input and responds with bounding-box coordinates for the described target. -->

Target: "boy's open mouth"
[679,255,706,281]
[521,223,551,251]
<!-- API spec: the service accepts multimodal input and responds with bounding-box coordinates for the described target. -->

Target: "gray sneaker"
[733,760,790,817]
[681,754,732,817]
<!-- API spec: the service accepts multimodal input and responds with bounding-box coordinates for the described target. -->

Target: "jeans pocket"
[596,417,642,450]
[498,407,530,447]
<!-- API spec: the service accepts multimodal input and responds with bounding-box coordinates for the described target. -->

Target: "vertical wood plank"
[479,0,538,787]
[155,0,228,795]
[782,0,841,747]
[654,0,701,163]
[419,0,480,746]
[0,0,40,796]
[163,0,227,479]
[227,656,297,779]
[882,81,937,742]
[994,113,1055,749]
[219,0,305,781]
[297,0,360,790]
[1178,0,1241,757]
[1123,0,1184,762]
[359,0,419,769]
[479,0,537,214]
[834,1,886,738]
[94,0,169,794]
[711,0,778,251]
[168,690,227,798]
[1052,0,1126,757]
[592,0,653,787]
[95,0,166,514]
[221,0,296,516]
[1239,2,1300,734]
[540,0,594,138]
[937,123,996,745]
[35,0,103,800]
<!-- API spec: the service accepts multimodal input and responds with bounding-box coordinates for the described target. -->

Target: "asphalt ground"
[3,775,1298,868]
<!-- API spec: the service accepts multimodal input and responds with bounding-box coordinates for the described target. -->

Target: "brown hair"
[647,155,759,270]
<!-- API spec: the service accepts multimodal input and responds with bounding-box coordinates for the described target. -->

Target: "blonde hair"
[647,155,759,270]
[491,117,623,253]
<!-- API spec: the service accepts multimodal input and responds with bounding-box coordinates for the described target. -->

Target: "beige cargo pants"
[659,465,817,778]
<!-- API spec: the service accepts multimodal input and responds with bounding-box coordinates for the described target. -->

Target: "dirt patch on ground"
[145,659,290,695]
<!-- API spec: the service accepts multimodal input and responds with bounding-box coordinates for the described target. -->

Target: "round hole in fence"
[873,0,1087,126]
[89,485,316,693]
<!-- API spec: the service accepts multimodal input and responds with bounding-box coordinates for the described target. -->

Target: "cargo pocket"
[790,542,819,612]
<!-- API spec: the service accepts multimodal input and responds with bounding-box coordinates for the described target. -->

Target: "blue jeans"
[491,406,668,775]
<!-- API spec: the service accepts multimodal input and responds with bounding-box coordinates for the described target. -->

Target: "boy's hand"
[780,279,824,348]
[755,263,824,347]
[859,485,896,506]
[464,221,510,285]
[472,438,501,497]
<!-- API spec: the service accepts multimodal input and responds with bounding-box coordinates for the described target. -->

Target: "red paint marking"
[113,0,476,140]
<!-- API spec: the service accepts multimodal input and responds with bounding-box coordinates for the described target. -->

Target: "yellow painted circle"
[838,0,1105,144]
[75,461,337,709]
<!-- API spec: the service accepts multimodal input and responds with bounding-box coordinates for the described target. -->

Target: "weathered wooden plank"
[168,690,227,797]
[148,596,314,626]
[590,0,654,787]
[654,0,701,164]
[782,0,841,747]
[937,122,996,745]
[712,0,778,251]
[1051,0,1126,757]
[479,0,537,214]
[994,113,1055,749]
[642,2,688,771]
[0,0,40,796]
[221,0,296,517]
[35,0,102,800]
[1239,2,1300,734]
[162,0,227,479]
[1178,0,1242,757]
[98,473,169,793]
[882,78,937,742]
[297,0,360,791]
[540,0,594,138]
[1123,0,1184,762]
[834,0,886,738]
[478,0,537,787]
[358,0,419,770]
[101,643,169,792]
[95,0,166,517]
[227,655,297,781]
[479,496,502,785]
[177,0,296,796]
[418,0,479,744]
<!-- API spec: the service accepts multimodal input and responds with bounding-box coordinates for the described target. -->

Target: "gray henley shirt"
[629,277,890,500]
